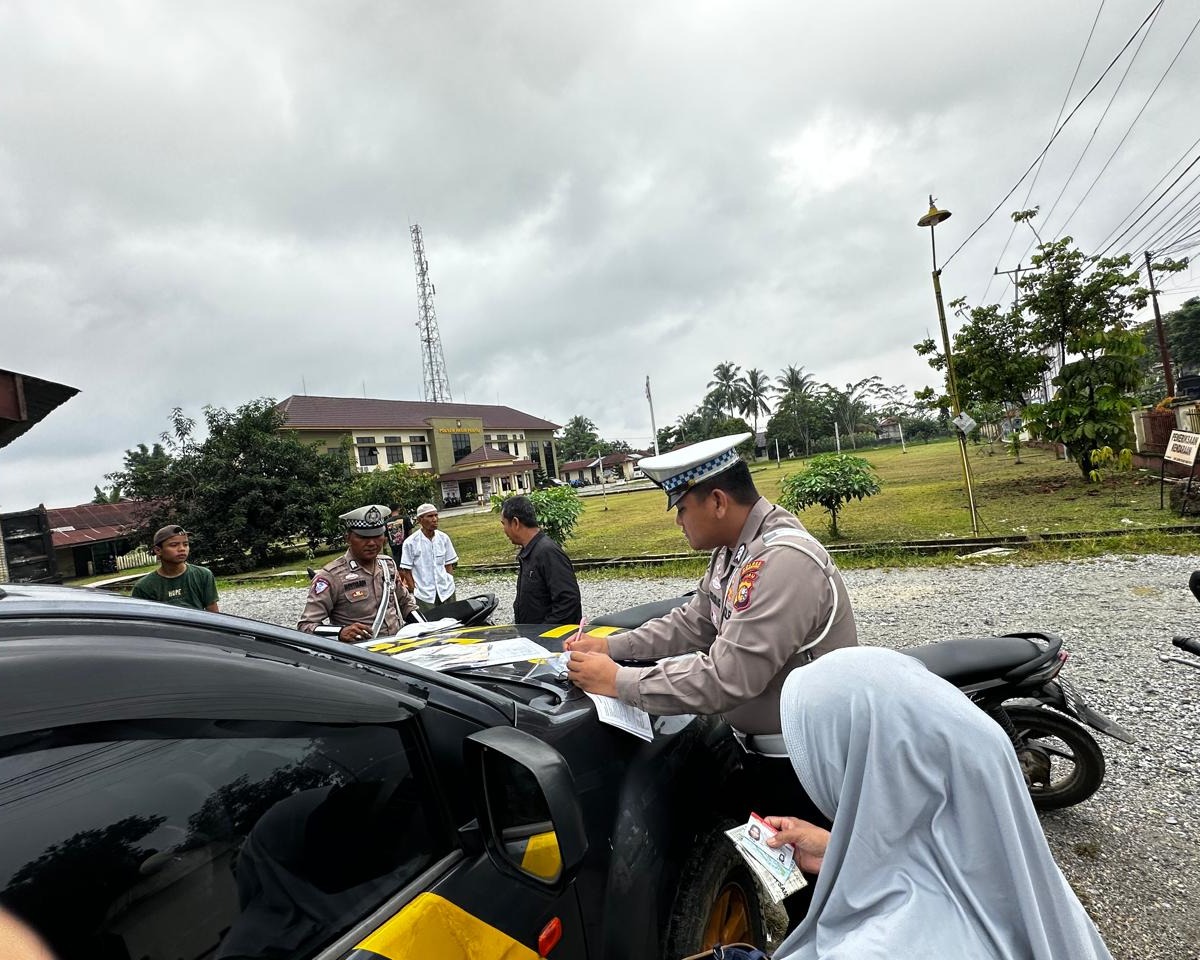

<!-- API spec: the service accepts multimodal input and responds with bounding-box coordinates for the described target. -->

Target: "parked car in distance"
[0,584,763,960]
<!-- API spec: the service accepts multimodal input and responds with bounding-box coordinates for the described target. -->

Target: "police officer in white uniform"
[297,504,418,642]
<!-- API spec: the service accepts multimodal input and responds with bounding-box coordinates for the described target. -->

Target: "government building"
[276,396,561,506]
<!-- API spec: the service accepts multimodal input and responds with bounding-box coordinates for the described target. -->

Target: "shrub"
[778,454,881,538]
[491,485,584,544]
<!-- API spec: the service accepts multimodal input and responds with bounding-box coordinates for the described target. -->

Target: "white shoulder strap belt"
[753,528,839,652]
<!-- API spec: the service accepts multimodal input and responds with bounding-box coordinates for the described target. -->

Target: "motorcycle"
[1163,571,1200,670]
[591,597,1132,811]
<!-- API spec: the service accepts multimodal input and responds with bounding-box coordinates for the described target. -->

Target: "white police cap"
[638,433,753,509]
[339,504,390,536]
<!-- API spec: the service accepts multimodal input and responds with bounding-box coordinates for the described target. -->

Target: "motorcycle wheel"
[1004,705,1106,810]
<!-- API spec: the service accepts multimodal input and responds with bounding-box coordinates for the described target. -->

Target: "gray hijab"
[773,647,1112,960]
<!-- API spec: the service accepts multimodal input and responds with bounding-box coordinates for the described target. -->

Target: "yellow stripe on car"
[519,830,563,880]
[354,892,539,960]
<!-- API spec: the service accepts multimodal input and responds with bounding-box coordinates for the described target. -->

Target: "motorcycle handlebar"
[1171,635,1200,657]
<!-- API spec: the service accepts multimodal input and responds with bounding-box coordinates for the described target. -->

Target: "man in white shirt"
[399,502,459,615]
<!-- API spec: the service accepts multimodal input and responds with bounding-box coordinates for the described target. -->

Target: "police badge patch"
[728,559,765,612]
[312,578,329,596]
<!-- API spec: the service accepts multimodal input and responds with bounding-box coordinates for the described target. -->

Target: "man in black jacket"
[500,495,583,625]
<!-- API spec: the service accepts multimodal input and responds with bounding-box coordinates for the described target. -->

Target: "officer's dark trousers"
[741,751,830,932]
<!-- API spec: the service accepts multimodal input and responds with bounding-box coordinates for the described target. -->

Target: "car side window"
[0,718,455,960]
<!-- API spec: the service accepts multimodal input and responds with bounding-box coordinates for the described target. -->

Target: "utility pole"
[646,376,660,456]
[410,224,453,402]
[1146,250,1176,398]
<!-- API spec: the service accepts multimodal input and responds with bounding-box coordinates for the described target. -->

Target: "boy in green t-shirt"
[131,525,220,612]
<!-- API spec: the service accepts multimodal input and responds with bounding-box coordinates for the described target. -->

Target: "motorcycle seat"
[590,593,693,629]
[903,635,1047,686]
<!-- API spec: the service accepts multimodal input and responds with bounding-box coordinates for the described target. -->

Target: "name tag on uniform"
[344,578,366,588]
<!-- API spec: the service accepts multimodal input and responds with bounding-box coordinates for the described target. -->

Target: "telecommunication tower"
[410,223,453,402]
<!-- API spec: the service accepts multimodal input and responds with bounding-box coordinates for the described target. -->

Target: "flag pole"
[646,375,660,456]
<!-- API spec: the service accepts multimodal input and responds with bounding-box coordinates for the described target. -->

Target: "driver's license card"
[739,812,796,883]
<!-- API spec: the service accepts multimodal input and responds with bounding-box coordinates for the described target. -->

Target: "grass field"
[436,438,1190,566]
[73,438,1199,590]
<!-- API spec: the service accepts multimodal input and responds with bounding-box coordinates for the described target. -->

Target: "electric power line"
[1092,132,1200,252]
[1053,8,1200,241]
[942,0,1164,270]
[978,0,1107,304]
[1114,167,1200,258]
[1096,150,1200,258]
[1037,2,1162,232]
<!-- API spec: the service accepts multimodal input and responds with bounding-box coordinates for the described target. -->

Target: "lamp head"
[918,194,952,228]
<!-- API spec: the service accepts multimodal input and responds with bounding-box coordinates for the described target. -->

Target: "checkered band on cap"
[341,504,389,532]
[661,447,739,492]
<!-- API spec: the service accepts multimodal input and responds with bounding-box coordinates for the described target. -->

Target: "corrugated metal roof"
[0,370,79,450]
[46,501,149,549]
[276,396,560,432]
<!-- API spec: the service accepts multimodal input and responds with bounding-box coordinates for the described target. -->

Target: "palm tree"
[775,365,816,399]
[738,368,774,442]
[825,376,883,449]
[706,362,745,417]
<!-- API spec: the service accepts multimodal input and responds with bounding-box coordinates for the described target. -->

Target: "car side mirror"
[463,727,587,889]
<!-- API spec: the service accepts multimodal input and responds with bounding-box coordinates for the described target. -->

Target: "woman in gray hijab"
[767,647,1112,960]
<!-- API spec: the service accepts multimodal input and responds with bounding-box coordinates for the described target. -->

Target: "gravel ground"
[225,554,1200,960]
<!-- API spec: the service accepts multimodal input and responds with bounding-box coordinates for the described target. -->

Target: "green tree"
[1023,327,1145,476]
[775,364,816,399]
[737,367,774,443]
[492,485,584,544]
[1014,227,1150,478]
[778,453,881,538]
[109,441,174,502]
[1167,296,1200,375]
[558,415,601,460]
[328,464,438,536]
[914,300,1048,409]
[770,367,825,456]
[92,484,123,504]
[706,362,746,417]
[903,415,945,443]
[108,399,352,570]
[824,377,882,449]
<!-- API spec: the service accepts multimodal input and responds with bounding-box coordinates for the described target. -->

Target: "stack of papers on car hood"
[384,637,556,672]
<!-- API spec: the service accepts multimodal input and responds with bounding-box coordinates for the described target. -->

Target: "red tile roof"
[441,462,536,482]
[276,396,560,431]
[451,444,522,467]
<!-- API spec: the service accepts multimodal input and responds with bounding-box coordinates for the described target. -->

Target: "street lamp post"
[918,196,980,537]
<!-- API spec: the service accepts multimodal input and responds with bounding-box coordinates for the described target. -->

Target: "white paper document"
[725,821,808,904]
[583,692,655,741]
[384,637,556,673]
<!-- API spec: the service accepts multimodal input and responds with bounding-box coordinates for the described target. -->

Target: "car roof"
[0,583,518,721]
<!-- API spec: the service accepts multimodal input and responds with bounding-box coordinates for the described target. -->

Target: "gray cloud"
[3,0,1199,507]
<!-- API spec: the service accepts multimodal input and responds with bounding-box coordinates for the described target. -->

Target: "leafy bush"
[778,454,881,538]
[491,485,584,544]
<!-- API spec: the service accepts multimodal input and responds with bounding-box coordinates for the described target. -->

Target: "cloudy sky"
[3,0,1199,509]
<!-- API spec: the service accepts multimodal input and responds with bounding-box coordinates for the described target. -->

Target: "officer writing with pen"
[297,504,419,642]
[565,434,858,925]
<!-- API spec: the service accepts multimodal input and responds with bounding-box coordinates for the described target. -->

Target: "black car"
[0,584,765,960]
